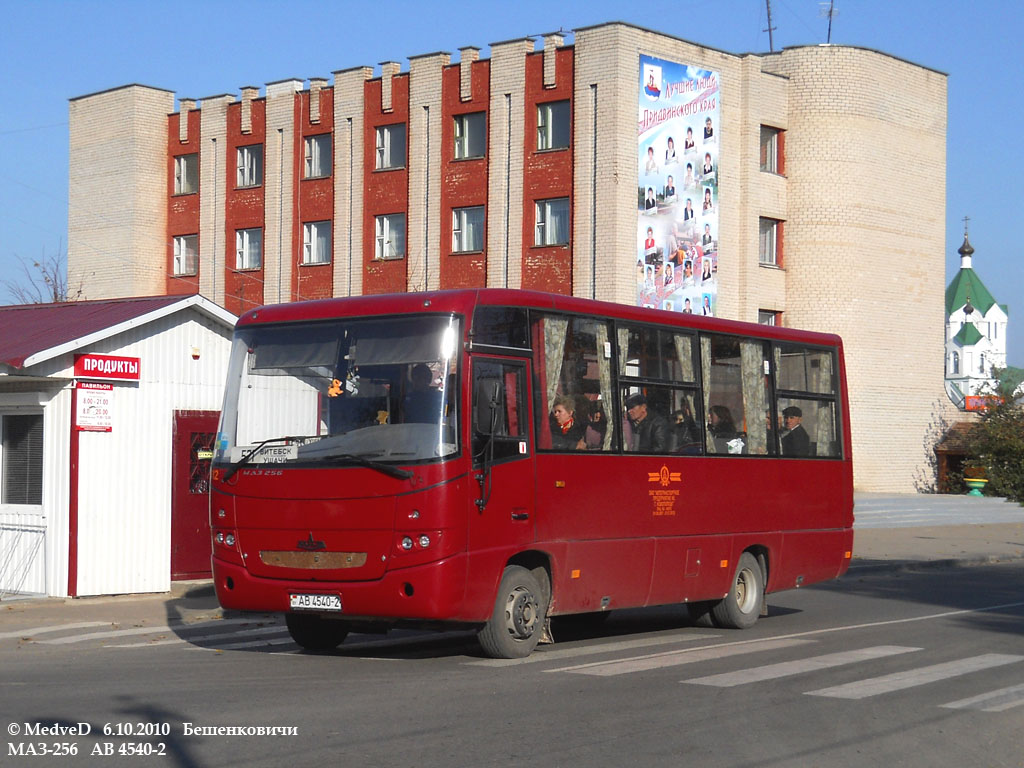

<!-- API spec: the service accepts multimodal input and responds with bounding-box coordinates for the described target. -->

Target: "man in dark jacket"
[625,393,670,453]
[781,405,811,457]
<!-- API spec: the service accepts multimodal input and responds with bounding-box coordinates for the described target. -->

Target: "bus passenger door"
[468,357,535,559]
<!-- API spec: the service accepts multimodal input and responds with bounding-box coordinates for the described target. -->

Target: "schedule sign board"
[74,353,140,382]
[75,381,113,432]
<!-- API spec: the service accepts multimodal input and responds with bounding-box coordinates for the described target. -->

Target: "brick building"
[66,22,951,491]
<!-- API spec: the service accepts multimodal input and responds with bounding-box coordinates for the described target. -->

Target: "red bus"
[211,289,853,658]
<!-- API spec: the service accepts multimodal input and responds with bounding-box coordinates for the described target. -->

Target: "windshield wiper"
[221,435,316,481]
[308,453,414,480]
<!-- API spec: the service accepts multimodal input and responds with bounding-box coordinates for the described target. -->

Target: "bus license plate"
[289,593,342,611]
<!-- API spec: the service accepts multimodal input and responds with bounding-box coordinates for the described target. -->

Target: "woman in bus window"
[708,404,738,453]
[551,396,587,450]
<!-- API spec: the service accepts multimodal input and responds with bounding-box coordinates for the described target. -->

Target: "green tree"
[965,371,1024,505]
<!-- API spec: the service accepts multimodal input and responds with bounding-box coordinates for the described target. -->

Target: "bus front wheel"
[285,613,350,651]
[710,552,763,629]
[478,566,547,659]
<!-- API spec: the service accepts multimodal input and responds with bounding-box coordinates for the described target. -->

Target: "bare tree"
[2,244,84,304]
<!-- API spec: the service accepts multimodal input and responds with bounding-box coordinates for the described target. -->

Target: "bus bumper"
[212,554,480,623]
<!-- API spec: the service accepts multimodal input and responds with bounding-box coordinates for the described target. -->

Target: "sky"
[1,0,1021,365]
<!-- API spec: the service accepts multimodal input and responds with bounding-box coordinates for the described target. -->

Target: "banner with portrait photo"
[636,55,720,317]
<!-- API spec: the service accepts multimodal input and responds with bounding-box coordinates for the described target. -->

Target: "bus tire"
[710,552,763,630]
[285,613,350,650]
[478,565,547,659]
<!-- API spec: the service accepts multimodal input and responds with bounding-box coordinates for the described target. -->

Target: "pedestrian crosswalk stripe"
[941,683,1024,712]
[551,637,815,676]
[106,625,288,648]
[0,621,109,641]
[36,617,277,645]
[190,635,299,652]
[806,654,1024,699]
[684,645,922,687]
[467,632,720,667]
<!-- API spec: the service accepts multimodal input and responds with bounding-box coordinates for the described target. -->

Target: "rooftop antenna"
[764,0,777,52]
[819,1,838,43]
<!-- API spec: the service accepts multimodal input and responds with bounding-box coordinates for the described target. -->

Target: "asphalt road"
[3,561,1023,768]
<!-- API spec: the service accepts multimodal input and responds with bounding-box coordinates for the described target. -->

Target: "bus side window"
[773,344,840,459]
[472,359,528,464]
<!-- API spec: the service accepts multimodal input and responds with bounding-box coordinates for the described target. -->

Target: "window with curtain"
[235,227,262,270]
[375,213,406,260]
[453,112,486,159]
[532,313,616,452]
[452,206,485,252]
[534,198,570,246]
[618,324,700,454]
[236,144,263,187]
[773,343,841,458]
[174,153,198,195]
[537,100,570,151]
[302,221,331,264]
[304,134,331,179]
[759,217,782,266]
[701,334,770,456]
[173,234,198,276]
[759,126,782,174]
[375,123,406,169]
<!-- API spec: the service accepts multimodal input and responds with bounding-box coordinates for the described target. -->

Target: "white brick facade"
[66,23,949,492]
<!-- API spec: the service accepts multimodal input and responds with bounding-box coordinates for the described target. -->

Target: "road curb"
[846,552,1024,576]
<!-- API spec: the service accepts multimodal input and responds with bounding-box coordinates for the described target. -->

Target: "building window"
[302,221,331,265]
[375,123,406,170]
[537,100,570,151]
[304,134,331,179]
[1,413,43,506]
[235,228,262,270]
[760,126,783,174]
[236,144,263,188]
[173,153,198,195]
[374,214,406,260]
[452,206,485,253]
[979,353,986,375]
[173,234,198,276]
[453,112,486,160]
[950,351,960,375]
[534,198,570,246]
[758,310,780,326]
[759,217,783,266]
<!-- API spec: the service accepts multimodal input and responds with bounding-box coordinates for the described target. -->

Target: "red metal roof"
[0,296,185,369]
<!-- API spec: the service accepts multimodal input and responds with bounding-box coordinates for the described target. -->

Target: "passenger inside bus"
[708,404,743,454]
[403,363,443,423]
[671,405,701,454]
[550,395,587,450]
[624,393,670,453]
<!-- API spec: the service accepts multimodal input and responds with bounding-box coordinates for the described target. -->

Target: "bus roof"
[236,289,843,348]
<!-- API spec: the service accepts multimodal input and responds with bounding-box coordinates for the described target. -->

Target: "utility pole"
[764,0,776,52]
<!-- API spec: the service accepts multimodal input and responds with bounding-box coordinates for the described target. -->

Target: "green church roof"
[953,322,983,346]
[946,267,998,316]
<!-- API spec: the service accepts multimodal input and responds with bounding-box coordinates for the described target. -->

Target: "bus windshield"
[216,314,460,466]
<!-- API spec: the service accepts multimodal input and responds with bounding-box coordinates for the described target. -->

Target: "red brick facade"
[166,109,201,296]
[224,97,266,315]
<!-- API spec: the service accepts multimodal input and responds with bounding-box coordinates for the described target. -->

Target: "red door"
[171,410,220,580]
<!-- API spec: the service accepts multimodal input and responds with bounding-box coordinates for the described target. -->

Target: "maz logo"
[296,533,326,551]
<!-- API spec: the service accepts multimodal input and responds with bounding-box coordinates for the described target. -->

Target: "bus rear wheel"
[710,552,763,629]
[285,613,350,650]
[478,566,547,659]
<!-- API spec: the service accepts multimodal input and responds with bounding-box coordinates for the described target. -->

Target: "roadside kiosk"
[0,295,235,598]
